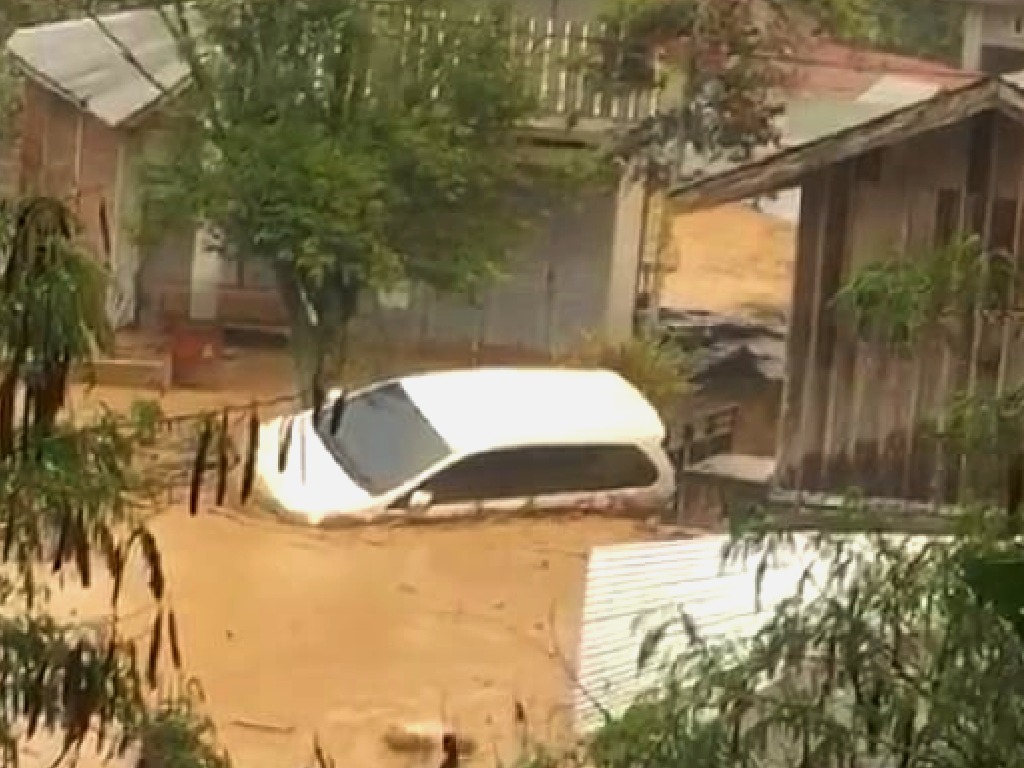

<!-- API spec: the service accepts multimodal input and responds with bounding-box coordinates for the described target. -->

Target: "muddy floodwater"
[51,509,648,768]
[39,355,657,767]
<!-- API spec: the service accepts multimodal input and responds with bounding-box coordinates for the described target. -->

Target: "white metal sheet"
[7,8,195,128]
[574,533,907,733]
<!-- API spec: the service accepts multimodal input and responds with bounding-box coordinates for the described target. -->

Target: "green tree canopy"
[139,0,575,392]
[594,0,788,184]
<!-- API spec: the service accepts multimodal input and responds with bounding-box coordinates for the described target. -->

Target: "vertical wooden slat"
[899,189,936,500]
[557,20,571,115]
[799,162,852,491]
[955,114,999,503]
[776,180,823,488]
[399,5,413,69]
[540,17,554,106]
[820,162,859,492]
[508,14,519,88]
[932,180,971,508]
[430,9,447,102]
[965,115,999,398]
[525,17,537,102]
[575,22,589,116]
[996,147,1024,393]
[883,174,918,499]
[592,22,606,117]
[786,168,835,493]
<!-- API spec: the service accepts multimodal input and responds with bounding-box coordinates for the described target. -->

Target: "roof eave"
[669,76,1000,213]
[9,52,95,121]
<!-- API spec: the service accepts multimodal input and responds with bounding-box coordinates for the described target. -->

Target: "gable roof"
[670,75,1024,212]
[6,8,195,128]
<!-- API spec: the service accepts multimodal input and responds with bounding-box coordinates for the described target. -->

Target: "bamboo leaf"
[190,416,214,516]
[147,612,164,689]
[241,407,259,503]
[215,408,230,507]
[638,620,672,671]
[136,529,165,601]
[278,417,295,473]
[72,513,91,588]
[169,608,183,669]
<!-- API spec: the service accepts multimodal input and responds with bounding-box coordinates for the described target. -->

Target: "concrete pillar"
[189,224,221,322]
[605,166,647,342]
[963,4,984,71]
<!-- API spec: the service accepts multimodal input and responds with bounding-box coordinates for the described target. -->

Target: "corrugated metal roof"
[574,533,827,732]
[574,533,930,733]
[659,308,787,384]
[5,8,194,128]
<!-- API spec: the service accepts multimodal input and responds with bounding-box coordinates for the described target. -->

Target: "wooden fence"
[353,4,661,126]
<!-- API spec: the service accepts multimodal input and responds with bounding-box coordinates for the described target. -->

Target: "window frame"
[389,442,662,509]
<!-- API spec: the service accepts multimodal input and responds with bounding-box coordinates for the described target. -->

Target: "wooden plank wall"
[778,113,1024,503]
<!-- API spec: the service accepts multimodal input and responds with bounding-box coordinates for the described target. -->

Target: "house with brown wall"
[670,74,1024,516]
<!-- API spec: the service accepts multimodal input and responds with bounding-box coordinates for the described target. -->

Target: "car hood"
[255,411,372,524]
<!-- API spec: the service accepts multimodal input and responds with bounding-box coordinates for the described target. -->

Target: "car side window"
[414,444,659,505]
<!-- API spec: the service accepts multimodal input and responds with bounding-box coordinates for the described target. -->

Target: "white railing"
[518,17,661,124]
[358,4,661,126]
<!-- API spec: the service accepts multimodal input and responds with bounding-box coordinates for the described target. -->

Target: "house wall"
[354,184,631,354]
[778,112,1024,501]
[137,176,635,355]
[19,82,139,328]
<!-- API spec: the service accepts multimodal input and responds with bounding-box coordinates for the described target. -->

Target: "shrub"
[560,334,689,418]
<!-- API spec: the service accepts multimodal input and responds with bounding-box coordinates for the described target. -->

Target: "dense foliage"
[0,196,222,767]
[138,0,584,392]
[583,524,1024,768]
[596,0,788,185]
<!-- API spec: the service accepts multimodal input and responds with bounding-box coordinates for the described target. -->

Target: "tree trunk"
[273,262,359,407]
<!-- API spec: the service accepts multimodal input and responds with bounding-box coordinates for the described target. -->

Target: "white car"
[255,367,675,525]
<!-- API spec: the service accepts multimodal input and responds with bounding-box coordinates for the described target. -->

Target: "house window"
[1014,16,1024,35]
[414,444,660,504]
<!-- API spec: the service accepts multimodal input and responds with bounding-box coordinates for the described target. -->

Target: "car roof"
[394,367,666,455]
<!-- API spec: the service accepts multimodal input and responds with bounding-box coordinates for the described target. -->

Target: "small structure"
[4,6,658,363]
[670,73,1024,513]
[661,307,785,458]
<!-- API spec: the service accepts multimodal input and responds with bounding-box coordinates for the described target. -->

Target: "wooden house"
[671,74,1024,511]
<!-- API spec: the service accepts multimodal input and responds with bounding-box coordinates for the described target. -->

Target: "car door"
[390,444,662,518]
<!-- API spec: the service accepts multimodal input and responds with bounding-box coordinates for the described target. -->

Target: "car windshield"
[313,382,452,495]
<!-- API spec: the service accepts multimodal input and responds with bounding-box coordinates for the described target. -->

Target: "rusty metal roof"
[5,8,194,128]
[670,75,1024,212]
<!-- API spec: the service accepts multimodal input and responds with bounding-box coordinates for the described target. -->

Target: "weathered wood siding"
[778,112,1024,501]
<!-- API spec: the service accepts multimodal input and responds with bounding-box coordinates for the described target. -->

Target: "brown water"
[44,349,654,767]
[51,510,648,768]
